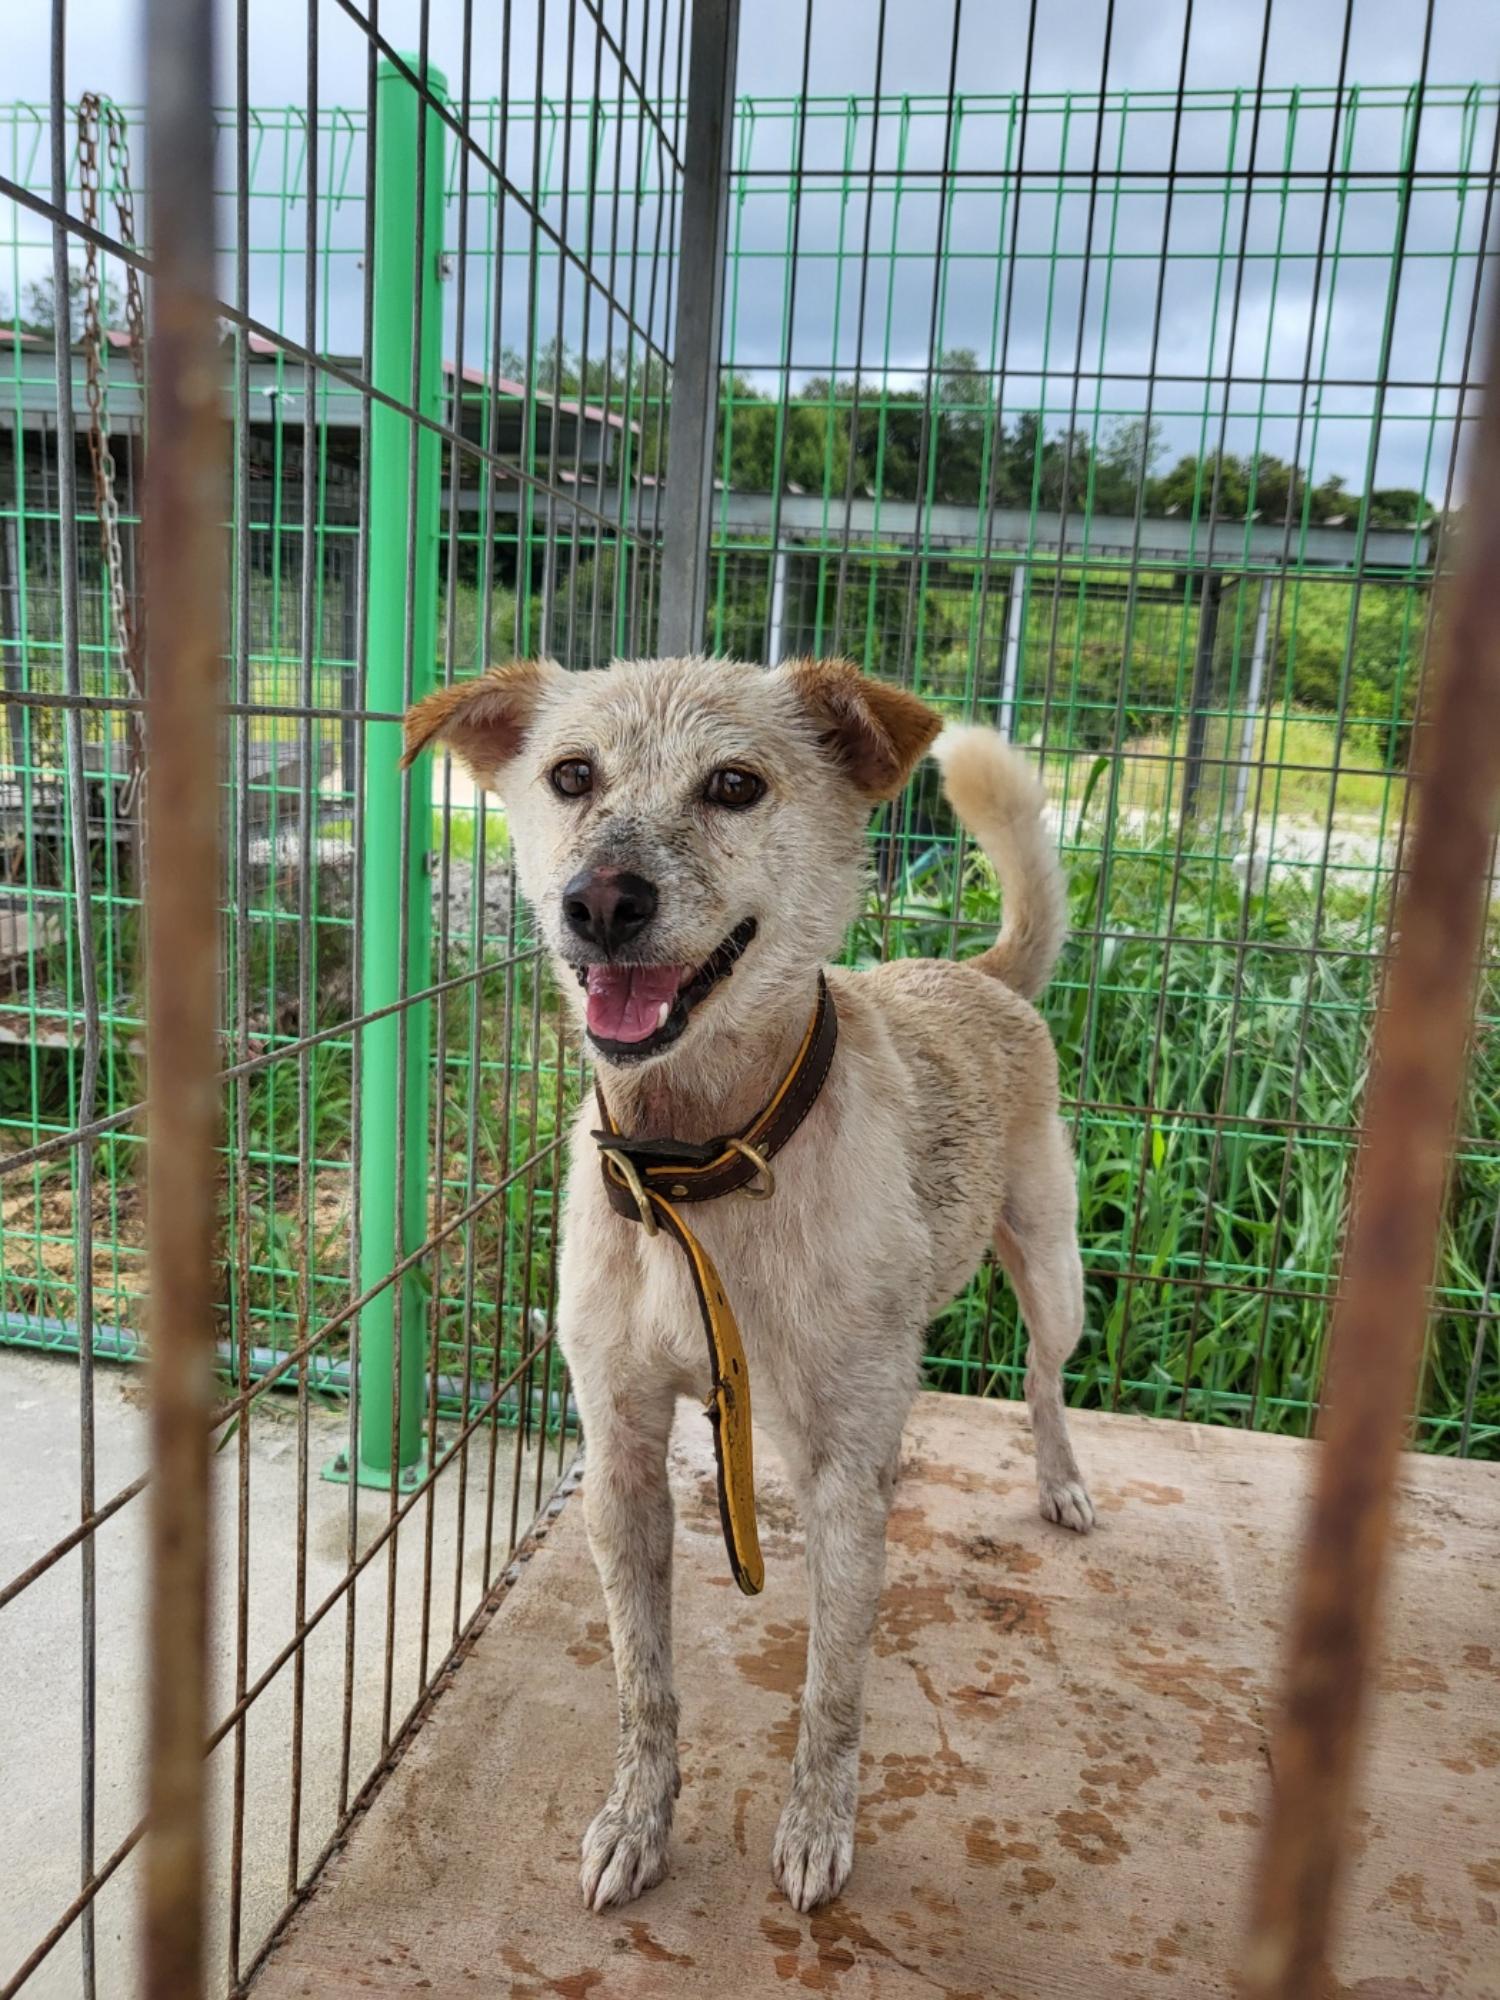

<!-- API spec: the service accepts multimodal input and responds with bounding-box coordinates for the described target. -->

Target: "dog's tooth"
[656,1000,670,1029]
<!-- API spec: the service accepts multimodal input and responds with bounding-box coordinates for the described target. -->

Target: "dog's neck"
[592,983,820,1145]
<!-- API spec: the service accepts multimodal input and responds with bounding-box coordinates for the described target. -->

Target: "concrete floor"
[249,1394,1500,1999]
[0,1350,552,2000]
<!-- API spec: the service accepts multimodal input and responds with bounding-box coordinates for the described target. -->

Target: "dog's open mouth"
[574,917,757,1061]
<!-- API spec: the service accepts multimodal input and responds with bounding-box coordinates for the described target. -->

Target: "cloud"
[6,0,1495,500]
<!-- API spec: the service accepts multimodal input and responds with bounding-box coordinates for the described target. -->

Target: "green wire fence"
[2,80,1497,1460]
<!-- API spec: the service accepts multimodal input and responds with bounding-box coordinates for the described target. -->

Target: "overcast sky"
[12,0,1500,111]
[7,0,1498,500]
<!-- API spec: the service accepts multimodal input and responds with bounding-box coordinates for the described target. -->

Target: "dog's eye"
[550,758,594,799]
[703,767,765,810]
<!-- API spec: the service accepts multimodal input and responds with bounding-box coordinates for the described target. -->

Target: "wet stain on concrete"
[768,1710,801,1761]
[760,1902,987,1998]
[1374,1873,1463,1943]
[951,1670,1030,1719]
[1119,1480,1187,1506]
[501,1945,606,1999]
[965,1581,1055,1654]
[1378,1655,1451,1696]
[622,1921,694,1967]
[1117,1655,1266,1766]
[736,1621,808,1695]
[958,1534,1042,1574]
[1328,1979,1438,1998]
[886,1504,937,1552]
[964,1816,1041,1867]
[1054,1806,1130,1865]
[873,1578,959,1657]
[566,1621,610,1670]
[1390,1519,1446,1552]
[863,1747,985,1810]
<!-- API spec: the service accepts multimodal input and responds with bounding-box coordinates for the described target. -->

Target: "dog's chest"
[625,1149,929,1391]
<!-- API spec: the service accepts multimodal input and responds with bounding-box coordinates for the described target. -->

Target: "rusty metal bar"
[140,0,225,1994]
[1241,260,1500,1997]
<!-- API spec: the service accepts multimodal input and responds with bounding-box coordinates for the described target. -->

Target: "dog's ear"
[786,657,942,801]
[400,659,562,787]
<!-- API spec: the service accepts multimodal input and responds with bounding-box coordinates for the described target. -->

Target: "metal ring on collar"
[600,1147,659,1235]
[725,1137,775,1200]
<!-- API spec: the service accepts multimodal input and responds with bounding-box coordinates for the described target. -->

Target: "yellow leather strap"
[647,1193,764,1596]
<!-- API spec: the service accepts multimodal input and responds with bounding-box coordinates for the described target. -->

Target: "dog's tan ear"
[787,657,942,801]
[400,659,561,786]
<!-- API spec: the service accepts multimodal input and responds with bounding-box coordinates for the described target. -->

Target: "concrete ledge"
[251,1396,1500,1999]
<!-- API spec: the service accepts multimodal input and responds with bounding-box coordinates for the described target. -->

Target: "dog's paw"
[579,1795,672,1911]
[772,1798,855,1913]
[1039,1476,1096,1533]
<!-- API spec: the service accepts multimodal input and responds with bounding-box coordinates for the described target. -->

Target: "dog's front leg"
[773,1442,897,1912]
[575,1376,681,1911]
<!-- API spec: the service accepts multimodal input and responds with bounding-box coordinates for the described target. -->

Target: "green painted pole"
[336,55,446,1489]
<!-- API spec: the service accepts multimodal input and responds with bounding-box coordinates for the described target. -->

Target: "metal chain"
[77,92,146,797]
[101,104,147,389]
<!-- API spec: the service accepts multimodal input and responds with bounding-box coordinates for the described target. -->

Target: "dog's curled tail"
[932,727,1066,1000]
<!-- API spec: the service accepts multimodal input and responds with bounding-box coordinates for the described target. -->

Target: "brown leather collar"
[592,973,838,1217]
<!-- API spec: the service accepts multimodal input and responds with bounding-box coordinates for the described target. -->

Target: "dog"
[402,653,1093,1916]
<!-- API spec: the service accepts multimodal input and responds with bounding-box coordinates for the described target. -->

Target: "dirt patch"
[1076,1737,1161,1814]
[964,1816,1041,1868]
[767,1711,800,1761]
[952,1670,1029,1719]
[1118,1655,1266,1767]
[622,1921,694,1967]
[904,1457,1005,1497]
[1054,1806,1130,1866]
[1119,1480,1185,1506]
[1374,1874,1462,1943]
[956,1534,1042,1574]
[566,1620,610,1670]
[1377,1655,1450,1696]
[886,1504,936,1552]
[737,1621,808,1696]
[965,1582,1055,1654]
[760,1904,985,1998]
[863,1748,986,1810]
[500,1945,606,2000]
[1389,1520,1445,1552]
[873,1579,957,1657]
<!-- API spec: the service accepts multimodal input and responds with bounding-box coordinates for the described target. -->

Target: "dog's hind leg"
[993,1118,1095,1534]
[574,1370,682,1910]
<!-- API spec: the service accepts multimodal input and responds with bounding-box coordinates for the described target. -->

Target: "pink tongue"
[585,963,686,1044]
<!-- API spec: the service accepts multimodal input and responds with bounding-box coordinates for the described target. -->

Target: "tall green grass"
[868,801,1499,1458]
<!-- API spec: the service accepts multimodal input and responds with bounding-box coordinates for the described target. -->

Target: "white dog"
[403,654,1092,1916]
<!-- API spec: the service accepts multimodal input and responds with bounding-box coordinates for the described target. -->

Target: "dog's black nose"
[562,867,658,952]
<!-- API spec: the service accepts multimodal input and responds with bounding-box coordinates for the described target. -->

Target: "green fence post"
[326,54,446,1490]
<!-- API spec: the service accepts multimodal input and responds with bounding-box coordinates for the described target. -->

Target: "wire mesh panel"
[715,3,1499,1458]
[0,2,684,1992]
[1,1,1498,1992]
